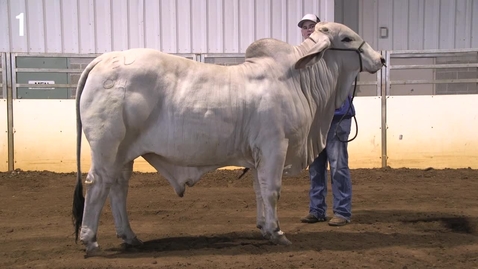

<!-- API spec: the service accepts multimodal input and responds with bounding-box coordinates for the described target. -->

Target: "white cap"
[298,14,320,28]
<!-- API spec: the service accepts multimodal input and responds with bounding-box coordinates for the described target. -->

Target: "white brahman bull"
[72,21,385,254]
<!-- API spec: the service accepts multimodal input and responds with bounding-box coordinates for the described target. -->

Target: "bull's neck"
[293,39,334,115]
[290,40,361,165]
[293,42,359,117]
[325,51,360,108]
[303,62,336,118]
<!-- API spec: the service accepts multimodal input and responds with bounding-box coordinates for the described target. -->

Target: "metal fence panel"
[0,52,5,99]
[387,49,478,95]
[10,52,198,99]
[0,99,7,171]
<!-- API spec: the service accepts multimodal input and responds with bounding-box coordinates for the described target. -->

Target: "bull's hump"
[245,38,293,60]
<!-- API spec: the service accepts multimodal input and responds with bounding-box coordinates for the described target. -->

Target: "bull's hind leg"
[80,166,114,253]
[79,78,133,254]
[255,140,291,245]
[79,134,126,254]
[108,161,143,248]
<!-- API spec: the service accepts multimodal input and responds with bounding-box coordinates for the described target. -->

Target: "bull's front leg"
[252,169,267,238]
[254,140,291,245]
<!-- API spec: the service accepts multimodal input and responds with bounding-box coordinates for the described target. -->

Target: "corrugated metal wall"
[359,0,478,51]
[334,0,359,33]
[2,0,476,53]
[0,0,334,54]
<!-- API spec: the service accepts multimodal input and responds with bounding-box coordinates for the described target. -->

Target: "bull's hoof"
[257,226,270,240]
[120,243,140,252]
[121,237,144,250]
[129,236,144,247]
[84,244,102,258]
[270,233,292,245]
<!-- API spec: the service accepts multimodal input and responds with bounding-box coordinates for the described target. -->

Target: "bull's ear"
[294,32,331,69]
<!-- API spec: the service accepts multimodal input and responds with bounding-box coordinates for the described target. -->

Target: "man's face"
[301,21,316,40]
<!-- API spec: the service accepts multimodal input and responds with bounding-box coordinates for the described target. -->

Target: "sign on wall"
[28,80,55,90]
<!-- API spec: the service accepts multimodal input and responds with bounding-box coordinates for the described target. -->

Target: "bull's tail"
[238,168,250,179]
[72,57,102,243]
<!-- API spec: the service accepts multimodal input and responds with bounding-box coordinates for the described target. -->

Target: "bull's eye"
[341,37,353,42]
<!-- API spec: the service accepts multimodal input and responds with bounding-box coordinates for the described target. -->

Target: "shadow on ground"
[99,210,478,259]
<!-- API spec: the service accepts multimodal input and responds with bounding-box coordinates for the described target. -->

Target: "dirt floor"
[1,167,477,269]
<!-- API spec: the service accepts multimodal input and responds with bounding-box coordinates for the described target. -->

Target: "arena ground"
[1,167,477,268]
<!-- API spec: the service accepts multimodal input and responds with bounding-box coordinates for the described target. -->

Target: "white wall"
[359,0,478,51]
[0,100,7,171]
[2,96,478,172]
[347,97,382,168]
[387,95,478,168]
[11,100,156,173]
[0,0,332,54]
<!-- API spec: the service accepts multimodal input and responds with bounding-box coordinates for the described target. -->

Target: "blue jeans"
[308,117,352,220]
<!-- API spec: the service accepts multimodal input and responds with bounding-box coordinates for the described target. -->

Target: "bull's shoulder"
[245,38,294,60]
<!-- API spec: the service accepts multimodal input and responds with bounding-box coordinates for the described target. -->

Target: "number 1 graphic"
[16,12,24,36]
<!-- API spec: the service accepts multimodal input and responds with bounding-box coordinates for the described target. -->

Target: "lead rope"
[328,41,365,143]
[334,76,359,143]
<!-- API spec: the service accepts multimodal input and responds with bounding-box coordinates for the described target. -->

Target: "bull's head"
[294,21,386,109]
[294,21,386,74]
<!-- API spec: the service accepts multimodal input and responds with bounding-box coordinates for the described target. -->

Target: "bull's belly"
[134,127,246,167]
[159,140,241,166]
